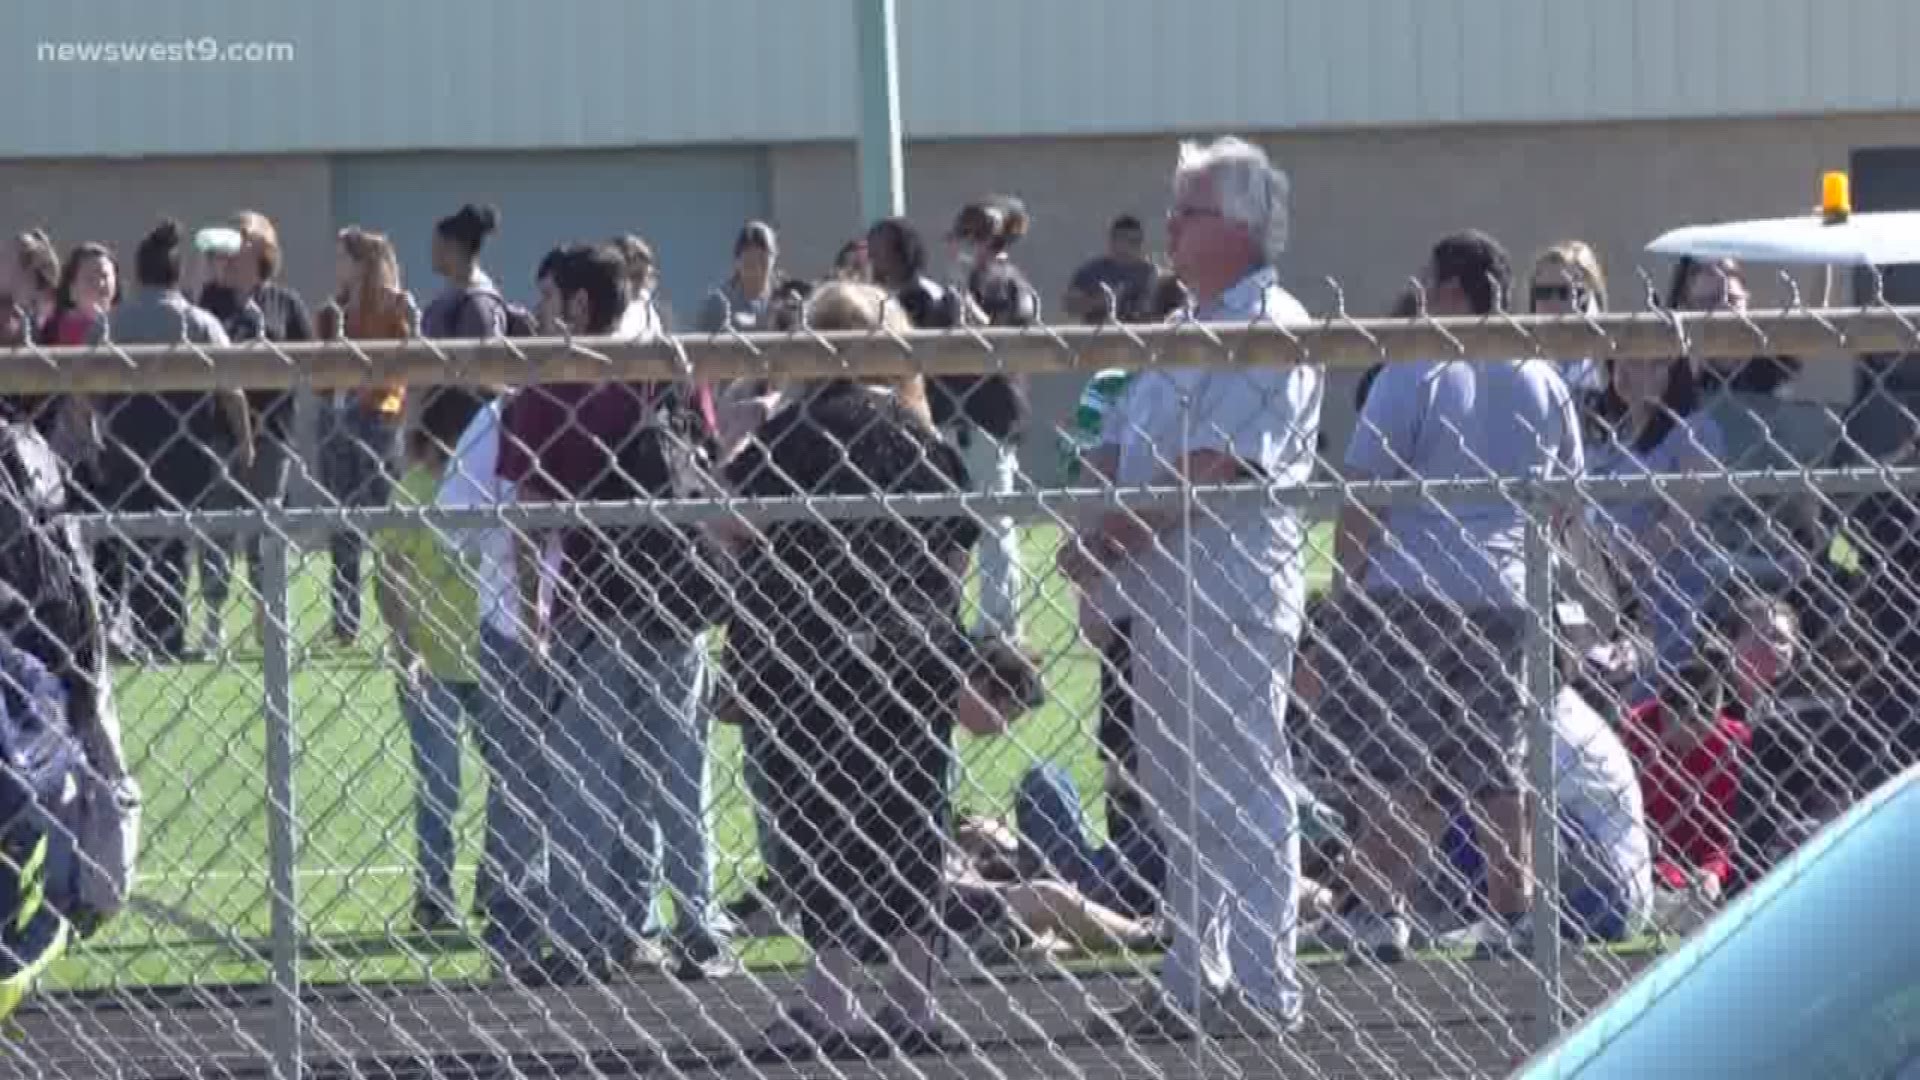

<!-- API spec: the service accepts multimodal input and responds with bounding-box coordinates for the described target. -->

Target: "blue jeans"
[544,618,716,957]
[1015,763,1165,920]
[321,404,398,641]
[399,676,488,910]
[1444,814,1637,942]
[471,625,551,962]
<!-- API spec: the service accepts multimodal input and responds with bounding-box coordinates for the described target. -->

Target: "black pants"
[96,449,213,659]
[198,434,290,615]
[1098,620,1153,852]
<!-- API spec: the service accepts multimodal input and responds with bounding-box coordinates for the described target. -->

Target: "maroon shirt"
[497,380,718,627]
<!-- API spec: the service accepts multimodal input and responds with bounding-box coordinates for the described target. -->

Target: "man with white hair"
[1063,135,1322,1040]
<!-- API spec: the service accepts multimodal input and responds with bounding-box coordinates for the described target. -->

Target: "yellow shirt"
[376,466,480,680]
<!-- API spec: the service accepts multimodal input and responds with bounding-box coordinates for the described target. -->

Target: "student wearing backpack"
[422,203,510,341]
[0,587,82,1020]
[0,408,138,949]
[497,243,732,985]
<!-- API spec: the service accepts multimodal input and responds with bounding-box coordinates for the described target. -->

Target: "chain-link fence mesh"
[0,280,1916,1080]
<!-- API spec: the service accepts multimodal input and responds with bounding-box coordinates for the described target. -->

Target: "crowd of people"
[2,131,1918,1058]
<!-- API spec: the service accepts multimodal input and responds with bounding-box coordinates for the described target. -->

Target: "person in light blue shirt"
[1320,230,1584,964]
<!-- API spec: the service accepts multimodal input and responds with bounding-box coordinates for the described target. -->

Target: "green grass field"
[45,524,1339,992]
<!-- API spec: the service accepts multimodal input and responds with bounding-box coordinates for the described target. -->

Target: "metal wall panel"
[328,149,771,325]
[2,0,1915,160]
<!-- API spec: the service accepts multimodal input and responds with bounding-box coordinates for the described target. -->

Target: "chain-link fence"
[0,288,1917,1079]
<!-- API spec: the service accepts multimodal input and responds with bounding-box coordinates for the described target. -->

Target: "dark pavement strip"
[4,956,1647,1080]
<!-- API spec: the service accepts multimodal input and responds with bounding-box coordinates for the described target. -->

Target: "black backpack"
[0,422,92,678]
[451,288,539,339]
[579,382,736,639]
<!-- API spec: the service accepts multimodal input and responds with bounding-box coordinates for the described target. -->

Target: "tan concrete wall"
[3,114,1904,486]
[0,156,336,305]
[773,113,1913,479]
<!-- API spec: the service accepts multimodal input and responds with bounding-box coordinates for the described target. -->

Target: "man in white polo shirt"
[1067,135,1322,1041]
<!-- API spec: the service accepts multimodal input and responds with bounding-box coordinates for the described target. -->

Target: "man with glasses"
[1065,135,1321,1042]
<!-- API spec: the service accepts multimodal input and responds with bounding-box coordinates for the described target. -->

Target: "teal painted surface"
[854,0,905,221]
[4,0,1917,159]
[328,149,771,327]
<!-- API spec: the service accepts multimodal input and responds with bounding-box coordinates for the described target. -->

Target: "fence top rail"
[3,307,1916,393]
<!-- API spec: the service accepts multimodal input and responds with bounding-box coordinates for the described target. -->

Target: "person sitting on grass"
[1618,595,1762,937]
[960,763,1345,962]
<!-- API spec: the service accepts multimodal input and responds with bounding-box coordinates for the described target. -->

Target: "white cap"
[194,226,244,256]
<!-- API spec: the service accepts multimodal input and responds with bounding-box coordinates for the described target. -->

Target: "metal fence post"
[1524,482,1565,1052]
[260,521,303,1079]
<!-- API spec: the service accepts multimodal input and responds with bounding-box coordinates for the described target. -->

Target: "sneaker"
[1086,989,1200,1043]
[1342,909,1413,964]
[610,937,673,978]
[672,936,742,982]
[1449,912,1533,961]
[200,619,225,659]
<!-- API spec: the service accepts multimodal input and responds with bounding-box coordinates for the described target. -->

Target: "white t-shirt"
[617,295,662,342]
[436,397,557,643]
[1112,266,1322,637]
[1553,687,1655,924]
[1344,357,1583,610]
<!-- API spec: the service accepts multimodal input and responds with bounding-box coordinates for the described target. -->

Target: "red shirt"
[47,309,100,346]
[1620,699,1752,890]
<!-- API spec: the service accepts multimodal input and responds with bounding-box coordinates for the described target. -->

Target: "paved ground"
[1,955,1647,1080]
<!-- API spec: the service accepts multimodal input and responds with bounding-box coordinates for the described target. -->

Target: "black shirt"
[893,273,1031,441]
[202,281,313,438]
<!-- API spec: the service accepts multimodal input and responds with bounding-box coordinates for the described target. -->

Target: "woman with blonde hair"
[318,226,415,648]
[3,231,60,343]
[1529,240,1610,395]
[719,279,1034,1056]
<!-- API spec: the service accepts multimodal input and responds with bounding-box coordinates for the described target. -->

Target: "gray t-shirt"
[697,278,773,334]
[1345,357,1583,610]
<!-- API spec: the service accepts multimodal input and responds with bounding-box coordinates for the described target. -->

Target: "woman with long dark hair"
[698,220,781,333]
[1587,350,1726,673]
[940,197,1036,641]
[1666,256,1839,652]
[44,243,117,347]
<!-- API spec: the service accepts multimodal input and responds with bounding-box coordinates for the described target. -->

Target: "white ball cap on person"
[194,226,244,257]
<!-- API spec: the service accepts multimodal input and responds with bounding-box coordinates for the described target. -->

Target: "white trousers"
[1130,581,1303,1016]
